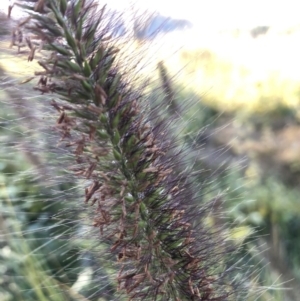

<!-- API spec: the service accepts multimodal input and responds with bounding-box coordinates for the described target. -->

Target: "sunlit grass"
[138,29,300,114]
[0,41,43,79]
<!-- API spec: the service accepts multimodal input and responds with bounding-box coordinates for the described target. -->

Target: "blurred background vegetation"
[1,3,300,300]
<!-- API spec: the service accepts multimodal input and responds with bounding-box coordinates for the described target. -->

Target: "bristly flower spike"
[17,0,251,300]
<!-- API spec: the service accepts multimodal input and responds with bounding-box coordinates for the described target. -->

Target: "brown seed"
[28,47,36,62]
[34,0,45,13]
[8,4,14,18]
[57,112,65,124]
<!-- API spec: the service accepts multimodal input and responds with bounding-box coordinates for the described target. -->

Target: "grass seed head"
[15,0,254,300]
